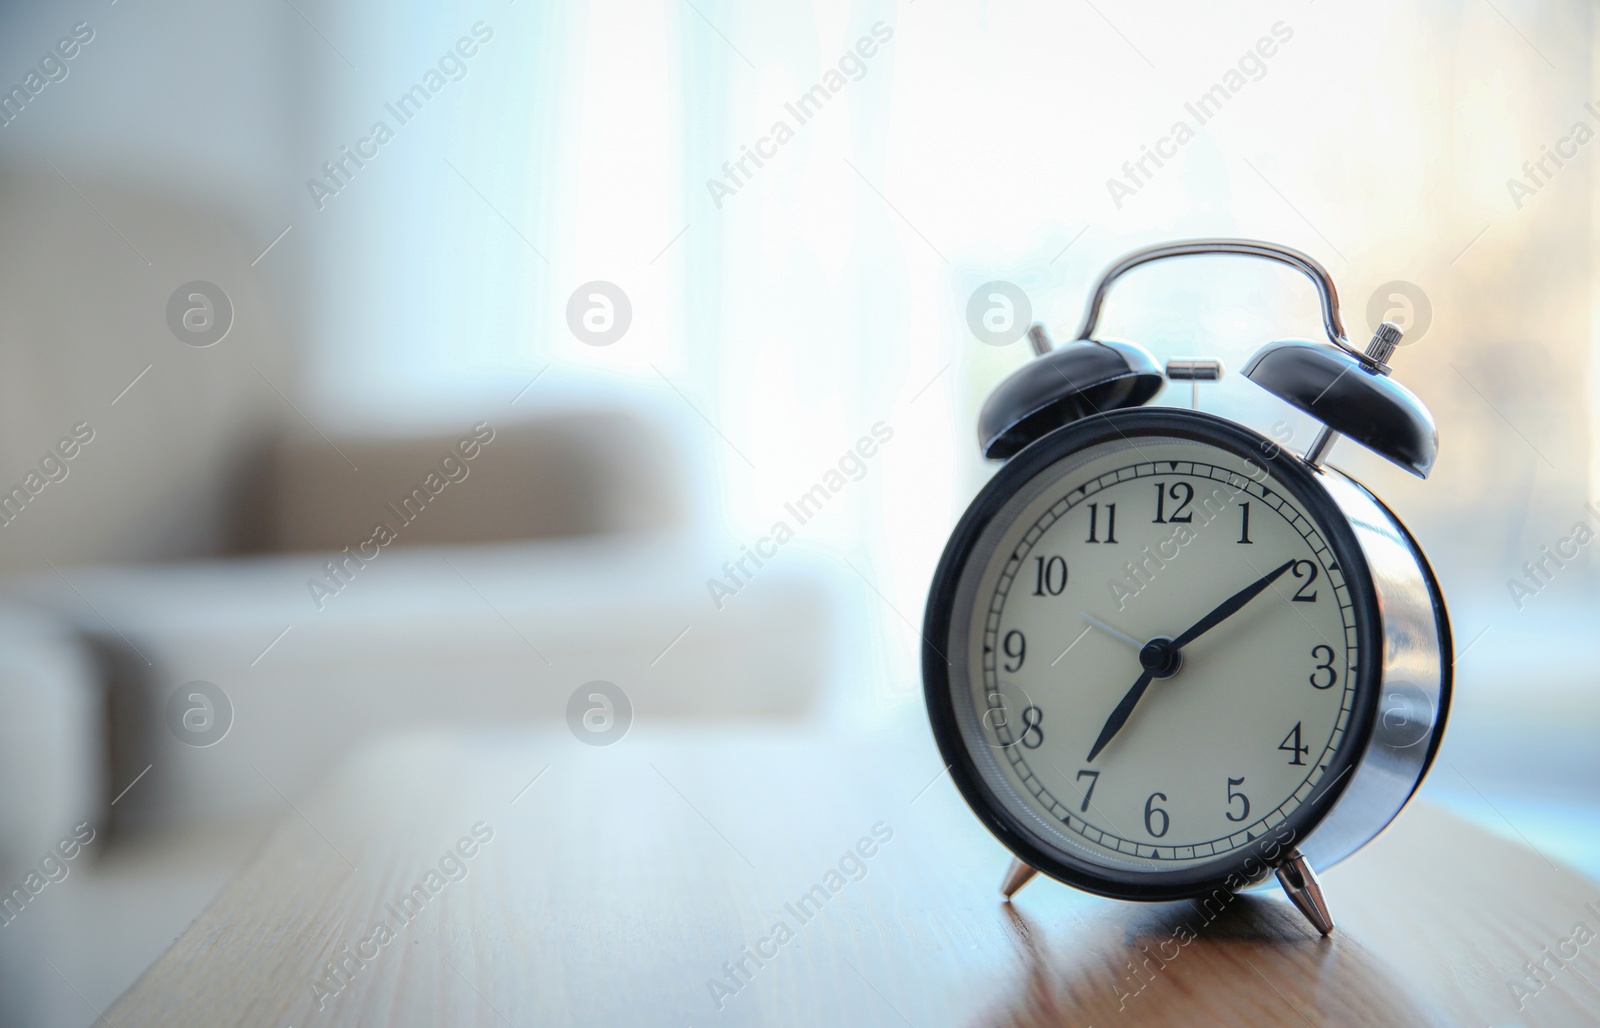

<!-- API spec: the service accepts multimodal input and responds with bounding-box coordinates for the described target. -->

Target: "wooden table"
[109,729,1600,1026]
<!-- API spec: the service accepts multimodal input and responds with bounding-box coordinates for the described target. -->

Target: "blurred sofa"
[0,162,836,843]
[4,415,837,839]
[0,410,841,1027]
[0,163,840,1025]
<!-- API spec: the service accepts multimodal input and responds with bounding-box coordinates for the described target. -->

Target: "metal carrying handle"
[1072,238,1351,350]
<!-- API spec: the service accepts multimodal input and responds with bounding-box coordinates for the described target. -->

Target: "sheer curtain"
[688,0,1596,704]
[304,2,589,422]
[302,0,1597,712]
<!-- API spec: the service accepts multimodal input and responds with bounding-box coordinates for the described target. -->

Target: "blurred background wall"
[0,0,1593,646]
[2,0,1593,660]
[0,0,1596,1022]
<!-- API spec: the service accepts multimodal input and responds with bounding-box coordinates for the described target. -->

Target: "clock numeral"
[1032,556,1069,596]
[1152,481,1194,524]
[1002,630,1026,672]
[1086,502,1118,544]
[1238,502,1253,544]
[1018,705,1044,749]
[1309,644,1337,689]
[1075,769,1099,813]
[1291,560,1319,602]
[1279,722,1309,765]
[1143,792,1169,838]
[1225,776,1251,822]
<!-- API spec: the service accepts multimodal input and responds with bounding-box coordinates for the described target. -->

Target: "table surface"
[109,728,1600,1027]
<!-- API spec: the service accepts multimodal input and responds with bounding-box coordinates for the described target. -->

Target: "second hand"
[1081,612,1141,651]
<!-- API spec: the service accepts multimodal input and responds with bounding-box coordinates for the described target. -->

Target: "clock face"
[926,411,1379,897]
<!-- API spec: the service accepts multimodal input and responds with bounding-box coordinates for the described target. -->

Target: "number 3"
[1309,645,1337,689]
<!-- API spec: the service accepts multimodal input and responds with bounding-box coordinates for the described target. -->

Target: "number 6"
[1143,792,1169,838]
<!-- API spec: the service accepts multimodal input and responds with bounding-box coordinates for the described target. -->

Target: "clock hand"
[1086,668,1154,762]
[1086,559,1297,762]
[1168,559,1297,650]
[1081,612,1141,651]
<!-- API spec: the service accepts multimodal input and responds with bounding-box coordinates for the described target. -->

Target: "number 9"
[1002,630,1026,672]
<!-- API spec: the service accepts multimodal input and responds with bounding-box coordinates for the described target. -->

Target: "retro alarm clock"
[923,239,1450,934]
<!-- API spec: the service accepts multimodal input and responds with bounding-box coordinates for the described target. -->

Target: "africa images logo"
[1105,21,1293,209]
[308,822,494,1009]
[306,422,495,609]
[705,21,894,209]
[305,21,495,211]
[0,20,95,129]
[705,822,894,1011]
[705,421,893,609]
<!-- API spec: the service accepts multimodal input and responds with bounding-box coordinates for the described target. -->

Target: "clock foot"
[1000,857,1039,898]
[1276,849,1335,935]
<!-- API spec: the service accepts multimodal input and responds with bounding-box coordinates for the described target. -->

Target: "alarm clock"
[923,239,1450,934]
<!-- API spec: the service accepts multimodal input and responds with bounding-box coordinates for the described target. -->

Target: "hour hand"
[1086,560,1295,761]
[1086,668,1154,762]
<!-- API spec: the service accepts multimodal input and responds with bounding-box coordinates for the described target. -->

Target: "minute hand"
[1085,559,1298,764]
[1169,559,1297,650]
